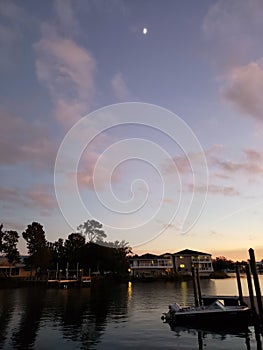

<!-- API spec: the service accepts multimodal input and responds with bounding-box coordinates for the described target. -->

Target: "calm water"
[0,275,262,349]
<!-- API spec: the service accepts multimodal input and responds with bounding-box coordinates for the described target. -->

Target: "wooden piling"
[196,268,202,306]
[245,263,256,317]
[249,248,263,325]
[192,267,199,307]
[236,264,244,305]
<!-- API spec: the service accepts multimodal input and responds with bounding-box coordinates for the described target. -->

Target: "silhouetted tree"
[22,222,50,273]
[64,233,85,264]
[212,256,234,271]
[77,220,106,243]
[2,230,20,275]
[0,224,4,253]
[48,238,67,269]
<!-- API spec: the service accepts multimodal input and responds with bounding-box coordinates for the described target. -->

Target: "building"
[130,249,213,279]
[0,256,32,278]
[173,249,213,277]
[130,253,173,278]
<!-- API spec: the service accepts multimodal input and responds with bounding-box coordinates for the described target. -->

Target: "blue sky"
[1,0,263,260]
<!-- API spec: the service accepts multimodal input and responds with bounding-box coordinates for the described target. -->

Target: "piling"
[196,268,202,306]
[192,267,199,307]
[236,264,244,305]
[249,248,263,325]
[245,263,257,317]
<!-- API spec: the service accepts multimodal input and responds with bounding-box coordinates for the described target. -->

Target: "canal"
[0,275,262,349]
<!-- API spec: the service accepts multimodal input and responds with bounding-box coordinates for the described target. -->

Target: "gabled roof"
[131,253,158,260]
[173,249,211,256]
[158,253,172,258]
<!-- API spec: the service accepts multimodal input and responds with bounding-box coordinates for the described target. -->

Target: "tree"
[0,224,4,253]
[212,256,234,271]
[64,233,85,264]
[48,238,67,269]
[77,220,106,243]
[22,222,50,273]
[2,230,20,276]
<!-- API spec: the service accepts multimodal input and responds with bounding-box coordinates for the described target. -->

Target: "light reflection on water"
[0,276,262,349]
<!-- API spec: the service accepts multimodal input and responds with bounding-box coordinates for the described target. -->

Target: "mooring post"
[196,268,202,306]
[246,262,257,321]
[236,264,244,305]
[192,267,199,307]
[249,248,263,325]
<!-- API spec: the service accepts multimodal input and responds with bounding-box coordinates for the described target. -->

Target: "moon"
[142,27,148,35]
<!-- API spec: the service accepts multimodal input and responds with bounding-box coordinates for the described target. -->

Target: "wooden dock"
[47,277,91,288]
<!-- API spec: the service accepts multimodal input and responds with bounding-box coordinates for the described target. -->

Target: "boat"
[162,298,252,329]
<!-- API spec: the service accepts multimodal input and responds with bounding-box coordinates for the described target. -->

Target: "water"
[0,276,262,349]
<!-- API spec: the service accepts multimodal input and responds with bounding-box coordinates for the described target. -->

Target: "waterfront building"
[173,249,213,277]
[0,256,32,278]
[130,249,213,278]
[130,253,174,278]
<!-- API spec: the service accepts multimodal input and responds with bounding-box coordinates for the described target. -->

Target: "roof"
[131,253,158,260]
[173,249,211,256]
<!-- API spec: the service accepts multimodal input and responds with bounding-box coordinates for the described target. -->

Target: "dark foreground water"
[0,275,262,349]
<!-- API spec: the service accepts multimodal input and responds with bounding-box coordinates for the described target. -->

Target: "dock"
[47,277,91,288]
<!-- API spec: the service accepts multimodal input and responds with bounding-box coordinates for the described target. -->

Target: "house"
[173,249,213,277]
[130,253,173,278]
[0,256,32,278]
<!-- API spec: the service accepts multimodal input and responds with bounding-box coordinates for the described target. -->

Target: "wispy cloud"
[211,148,263,176]
[224,61,263,122]
[0,110,56,170]
[203,0,263,65]
[0,1,29,69]
[111,73,131,101]
[27,184,57,214]
[0,184,57,214]
[203,1,263,124]
[34,2,96,129]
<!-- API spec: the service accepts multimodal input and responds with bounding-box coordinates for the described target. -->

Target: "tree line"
[0,220,132,278]
[212,256,249,271]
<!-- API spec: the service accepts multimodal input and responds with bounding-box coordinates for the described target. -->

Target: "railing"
[192,259,212,263]
[131,265,173,269]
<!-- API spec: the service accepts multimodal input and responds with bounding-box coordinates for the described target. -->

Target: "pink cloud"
[0,186,21,203]
[163,197,175,204]
[54,0,79,37]
[203,0,263,67]
[111,73,131,101]
[163,154,191,175]
[0,184,57,215]
[243,149,263,162]
[189,184,239,196]
[0,1,26,21]
[224,61,263,121]
[27,185,57,212]
[34,23,96,129]
[0,110,57,170]
[77,150,122,191]
[206,146,263,177]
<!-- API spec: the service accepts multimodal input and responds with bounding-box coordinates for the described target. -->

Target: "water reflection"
[0,290,15,348]
[11,288,46,349]
[168,324,259,350]
[0,278,262,349]
[44,282,129,348]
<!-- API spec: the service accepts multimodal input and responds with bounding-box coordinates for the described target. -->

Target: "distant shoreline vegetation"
[0,220,132,280]
[0,221,259,283]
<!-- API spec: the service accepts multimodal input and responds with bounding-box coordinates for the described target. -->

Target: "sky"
[1,0,263,261]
